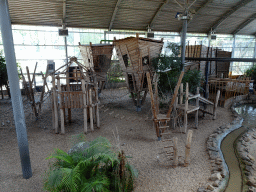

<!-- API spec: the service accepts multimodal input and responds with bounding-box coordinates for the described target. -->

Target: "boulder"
[210,173,222,181]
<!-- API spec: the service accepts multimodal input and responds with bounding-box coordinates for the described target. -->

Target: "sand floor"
[0,89,233,192]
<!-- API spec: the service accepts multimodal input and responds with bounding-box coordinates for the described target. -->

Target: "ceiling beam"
[108,0,122,31]
[232,13,256,35]
[149,0,170,29]
[209,0,253,33]
[179,0,213,32]
[62,0,66,27]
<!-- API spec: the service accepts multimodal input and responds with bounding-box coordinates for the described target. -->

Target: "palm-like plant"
[43,136,138,192]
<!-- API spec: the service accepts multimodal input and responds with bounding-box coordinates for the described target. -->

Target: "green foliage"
[245,65,256,81]
[151,42,202,97]
[0,53,8,88]
[43,136,138,192]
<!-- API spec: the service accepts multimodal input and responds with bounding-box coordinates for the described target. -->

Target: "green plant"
[0,52,21,99]
[245,65,256,81]
[151,42,202,98]
[43,136,138,192]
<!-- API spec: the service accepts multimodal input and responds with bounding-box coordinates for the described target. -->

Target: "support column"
[64,36,68,64]
[0,0,32,179]
[254,35,256,66]
[180,10,188,71]
[230,35,236,75]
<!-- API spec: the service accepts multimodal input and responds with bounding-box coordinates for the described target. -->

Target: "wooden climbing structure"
[51,57,100,134]
[114,34,164,109]
[79,42,114,93]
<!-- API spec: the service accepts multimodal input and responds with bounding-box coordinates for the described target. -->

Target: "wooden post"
[173,97,178,129]
[26,66,37,117]
[57,78,65,134]
[82,79,88,133]
[94,75,100,128]
[184,83,189,133]
[52,75,58,133]
[184,130,193,167]
[51,88,55,130]
[213,90,220,120]
[180,83,183,104]
[146,72,157,119]
[195,87,199,129]
[166,71,184,118]
[173,137,178,167]
[89,88,94,131]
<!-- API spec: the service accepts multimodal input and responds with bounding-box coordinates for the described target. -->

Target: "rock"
[244,160,254,166]
[245,165,253,173]
[207,184,215,191]
[248,154,255,162]
[197,187,206,192]
[212,180,220,187]
[210,172,222,181]
[247,176,256,187]
[68,142,90,154]
[244,137,250,142]
[248,186,256,192]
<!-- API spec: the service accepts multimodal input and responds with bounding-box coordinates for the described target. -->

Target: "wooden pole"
[173,137,178,167]
[184,82,189,133]
[57,78,65,134]
[52,75,58,133]
[146,72,157,119]
[195,87,199,129]
[166,71,184,118]
[94,75,100,128]
[82,79,88,133]
[213,90,220,120]
[89,88,94,131]
[184,130,193,167]
[26,66,37,117]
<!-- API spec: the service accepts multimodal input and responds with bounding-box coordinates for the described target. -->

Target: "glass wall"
[0,25,255,77]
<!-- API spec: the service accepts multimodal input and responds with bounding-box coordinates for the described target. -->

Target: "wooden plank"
[166,71,184,118]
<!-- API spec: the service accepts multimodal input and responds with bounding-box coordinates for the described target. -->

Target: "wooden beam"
[149,0,171,29]
[232,13,256,35]
[108,0,122,31]
[209,0,253,33]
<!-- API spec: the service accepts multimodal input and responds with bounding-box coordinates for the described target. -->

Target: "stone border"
[198,94,256,192]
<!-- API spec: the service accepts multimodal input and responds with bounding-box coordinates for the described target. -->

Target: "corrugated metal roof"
[5,0,256,35]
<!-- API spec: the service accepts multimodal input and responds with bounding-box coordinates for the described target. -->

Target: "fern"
[43,136,137,192]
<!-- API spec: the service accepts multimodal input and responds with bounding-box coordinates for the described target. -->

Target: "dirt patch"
[0,89,233,192]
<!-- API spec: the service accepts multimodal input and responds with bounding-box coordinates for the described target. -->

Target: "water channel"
[221,104,256,192]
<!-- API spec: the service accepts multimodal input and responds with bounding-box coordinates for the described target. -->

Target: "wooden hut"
[114,34,164,109]
[79,42,114,92]
[51,57,100,134]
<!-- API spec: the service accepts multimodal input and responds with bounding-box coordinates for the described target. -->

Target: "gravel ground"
[0,89,233,192]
